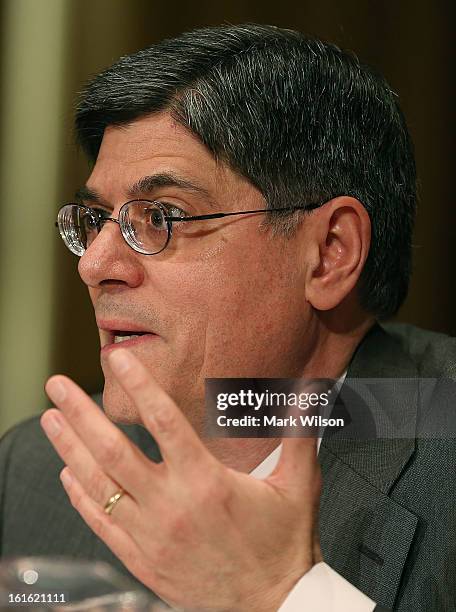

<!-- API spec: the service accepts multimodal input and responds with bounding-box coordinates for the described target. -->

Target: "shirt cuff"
[278,562,376,612]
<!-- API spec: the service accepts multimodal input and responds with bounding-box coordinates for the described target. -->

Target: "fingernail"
[42,412,62,437]
[60,468,73,488]
[47,378,67,403]
[109,349,133,374]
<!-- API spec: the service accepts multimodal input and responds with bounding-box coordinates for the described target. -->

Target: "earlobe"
[305,198,371,312]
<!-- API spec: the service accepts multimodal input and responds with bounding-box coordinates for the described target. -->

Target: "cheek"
[185,242,307,376]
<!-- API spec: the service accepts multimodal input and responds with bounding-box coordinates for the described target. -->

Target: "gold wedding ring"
[104,488,125,515]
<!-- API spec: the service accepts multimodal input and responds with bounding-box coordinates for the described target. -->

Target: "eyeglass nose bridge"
[98,216,120,228]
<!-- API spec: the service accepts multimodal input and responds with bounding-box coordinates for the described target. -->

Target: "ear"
[304,197,371,311]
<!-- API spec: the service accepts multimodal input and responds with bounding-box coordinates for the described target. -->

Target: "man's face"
[78,112,313,431]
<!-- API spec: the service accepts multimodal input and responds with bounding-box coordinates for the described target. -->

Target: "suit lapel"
[319,324,419,608]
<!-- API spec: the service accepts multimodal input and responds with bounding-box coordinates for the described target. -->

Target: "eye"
[89,206,112,222]
[148,207,165,229]
[157,201,188,220]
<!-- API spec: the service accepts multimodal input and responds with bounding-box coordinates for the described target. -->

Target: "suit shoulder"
[1,414,48,448]
[0,414,60,473]
[383,323,456,378]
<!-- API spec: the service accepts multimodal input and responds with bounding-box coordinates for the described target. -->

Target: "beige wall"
[0,0,454,434]
[0,0,69,432]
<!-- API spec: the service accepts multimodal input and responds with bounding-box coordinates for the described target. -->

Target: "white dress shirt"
[250,444,376,611]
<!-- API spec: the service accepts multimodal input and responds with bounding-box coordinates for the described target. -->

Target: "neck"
[299,312,375,379]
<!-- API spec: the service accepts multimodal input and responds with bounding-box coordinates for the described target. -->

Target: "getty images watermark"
[205,377,456,439]
[215,386,341,428]
[205,378,344,438]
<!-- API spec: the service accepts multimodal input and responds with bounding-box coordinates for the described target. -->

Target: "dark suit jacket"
[0,324,455,611]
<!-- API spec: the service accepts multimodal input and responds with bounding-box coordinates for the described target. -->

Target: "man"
[0,23,454,611]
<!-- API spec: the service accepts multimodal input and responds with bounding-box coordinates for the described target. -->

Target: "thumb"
[273,437,320,490]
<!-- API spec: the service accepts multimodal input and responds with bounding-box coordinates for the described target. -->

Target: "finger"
[40,409,139,527]
[60,467,159,591]
[108,348,211,474]
[273,438,320,489]
[45,375,156,501]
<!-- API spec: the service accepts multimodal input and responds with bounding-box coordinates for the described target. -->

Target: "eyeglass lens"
[120,201,169,255]
[57,201,170,256]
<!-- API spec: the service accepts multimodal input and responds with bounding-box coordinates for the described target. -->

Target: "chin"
[102,381,141,424]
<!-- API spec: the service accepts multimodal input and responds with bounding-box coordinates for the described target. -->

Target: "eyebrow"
[74,185,103,203]
[75,172,217,209]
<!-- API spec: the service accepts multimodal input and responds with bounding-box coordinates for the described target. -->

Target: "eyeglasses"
[56,199,321,256]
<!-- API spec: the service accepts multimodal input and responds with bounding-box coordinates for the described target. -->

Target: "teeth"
[114,334,142,344]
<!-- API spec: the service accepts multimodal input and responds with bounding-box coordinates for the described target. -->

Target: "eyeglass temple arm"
[165,202,321,222]
[54,203,321,226]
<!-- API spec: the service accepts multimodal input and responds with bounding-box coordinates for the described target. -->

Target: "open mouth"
[112,331,149,344]
[99,325,158,354]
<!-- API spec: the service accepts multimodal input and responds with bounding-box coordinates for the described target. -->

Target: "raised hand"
[42,348,322,612]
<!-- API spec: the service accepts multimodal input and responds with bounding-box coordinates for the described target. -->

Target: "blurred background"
[0,0,454,435]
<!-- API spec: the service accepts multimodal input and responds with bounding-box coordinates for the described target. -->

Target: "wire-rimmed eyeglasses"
[56,199,321,256]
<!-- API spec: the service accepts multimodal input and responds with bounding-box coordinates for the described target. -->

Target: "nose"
[78,221,145,289]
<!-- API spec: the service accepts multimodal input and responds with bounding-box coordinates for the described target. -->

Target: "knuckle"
[64,397,83,423]
[127,372,147,392]
[86,469,109,503]
[127,368,148,394]
[57,436,74,459]
[90,514,107,539]
[197,465,228,507]
[154,406,176,432]
[97,433,124,467]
